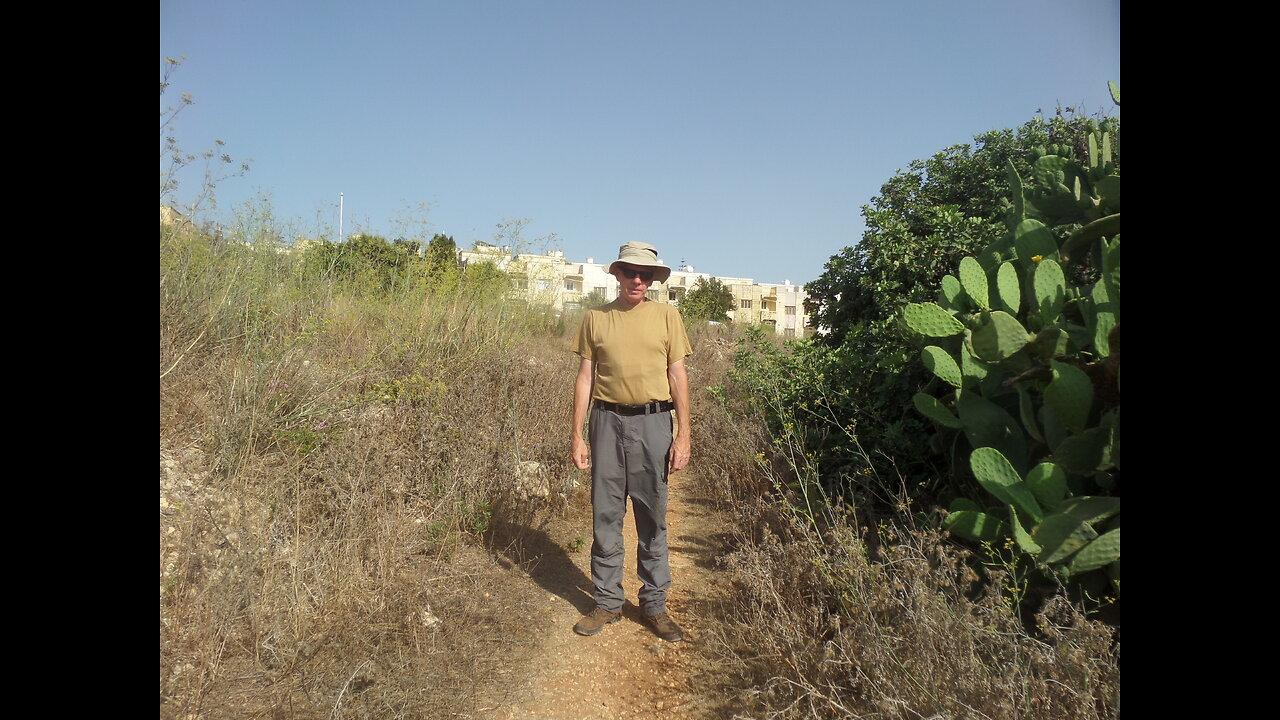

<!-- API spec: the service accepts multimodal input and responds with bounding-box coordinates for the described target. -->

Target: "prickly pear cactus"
[907,84,1120,598]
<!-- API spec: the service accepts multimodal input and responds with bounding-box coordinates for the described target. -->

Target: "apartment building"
[725,280,808,338]
[457,243,811,335]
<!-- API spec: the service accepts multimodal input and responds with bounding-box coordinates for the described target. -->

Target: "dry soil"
[476,468,729,720]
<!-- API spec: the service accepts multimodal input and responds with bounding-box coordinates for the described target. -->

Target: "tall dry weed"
[161,227,579,718]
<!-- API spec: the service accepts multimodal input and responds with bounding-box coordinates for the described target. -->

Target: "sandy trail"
[479,469,724,720]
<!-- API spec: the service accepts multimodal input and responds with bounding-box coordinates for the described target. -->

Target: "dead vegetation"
[160,225,582,718]
[685,337,1120,719]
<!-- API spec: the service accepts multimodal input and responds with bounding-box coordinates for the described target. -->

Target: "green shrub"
[679,276,734,323]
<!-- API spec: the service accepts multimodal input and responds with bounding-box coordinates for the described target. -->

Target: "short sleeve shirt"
[573,299,693,405]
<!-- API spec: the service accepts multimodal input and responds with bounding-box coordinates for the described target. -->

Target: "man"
[570,241,692,642]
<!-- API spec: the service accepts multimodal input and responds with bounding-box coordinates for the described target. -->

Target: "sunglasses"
[618,267,655,283]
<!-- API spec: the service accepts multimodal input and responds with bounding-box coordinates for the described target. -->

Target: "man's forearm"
[573,373,593,439]
[667,360,691,472]
[669,365,691,439]
[571,358,595,469]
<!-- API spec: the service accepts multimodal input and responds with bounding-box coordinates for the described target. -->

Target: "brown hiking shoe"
[573,607,621,636]
[645,611,683,642]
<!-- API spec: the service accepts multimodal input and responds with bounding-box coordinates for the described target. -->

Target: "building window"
[669,290,679,302]
[785,305,796,315]
[566,279,579,291]
[740,299,752,309]
[537,279,551,291]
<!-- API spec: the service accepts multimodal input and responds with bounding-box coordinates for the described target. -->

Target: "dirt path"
[478,469,726,719]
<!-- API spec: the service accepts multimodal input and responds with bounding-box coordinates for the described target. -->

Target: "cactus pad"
[960,344,989,388]
[1033,258,1066,321]
[969,447,1043,524]
[1102,238,1120,309]
[1025,463,1067,511]
[971,311,1031,362]
[922,346,963,388]
[1052,426,1108,474]
[1045,360,1094,433]
[957,392,1027,472]
[1057,496,1121,525]
[913,393,963,428]
[1092,312,1115,358]
[1062,213,1119,260]
[944,510,1009,543]
[1032,512,1098,565]
[1068,528,1120,574]
[1005,160,1025,226]
[1017,385,1045,443]
[996,261,1020,314]
[957,256,989,310]
[940,274,966,310]
[902,303,964,337]
[1014,219,1059,263]
[1010,507,1042,555]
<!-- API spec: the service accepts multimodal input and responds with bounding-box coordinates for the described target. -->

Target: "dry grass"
[693,514,1120,719]
[685,333,1120,720]
[160,225,580,718]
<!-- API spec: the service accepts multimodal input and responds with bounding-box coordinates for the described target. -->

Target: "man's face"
[613,263,654,305]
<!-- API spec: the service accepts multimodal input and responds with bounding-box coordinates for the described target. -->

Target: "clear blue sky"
[160,0,1119,285]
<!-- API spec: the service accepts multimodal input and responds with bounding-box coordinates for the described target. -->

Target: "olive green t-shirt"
[573,299,693,405]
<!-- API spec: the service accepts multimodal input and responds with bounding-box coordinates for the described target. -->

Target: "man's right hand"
[571,435,591,470]
[571,357,595,471]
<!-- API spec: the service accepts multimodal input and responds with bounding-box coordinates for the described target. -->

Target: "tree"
[301,234,428,294]
[679,277,733,323]
[459,260,511,298]
[425,233,460,285]
[582,289,610,308]
[740,112,1121,505]
[806,114,1111,347]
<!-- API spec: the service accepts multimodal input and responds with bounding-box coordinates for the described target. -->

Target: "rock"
[513,460,550,499]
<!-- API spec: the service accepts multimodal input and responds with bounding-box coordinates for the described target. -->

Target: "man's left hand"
[668,434,691,473]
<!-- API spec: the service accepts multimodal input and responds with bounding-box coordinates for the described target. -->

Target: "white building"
[457,243,811,335]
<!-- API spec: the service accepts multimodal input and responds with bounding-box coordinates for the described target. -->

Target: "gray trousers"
[588,405,672,615]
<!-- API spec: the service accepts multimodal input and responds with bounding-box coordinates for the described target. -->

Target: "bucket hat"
[607,242,671,284]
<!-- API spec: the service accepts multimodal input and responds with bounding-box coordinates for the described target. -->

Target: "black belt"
[594,400,674,416]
